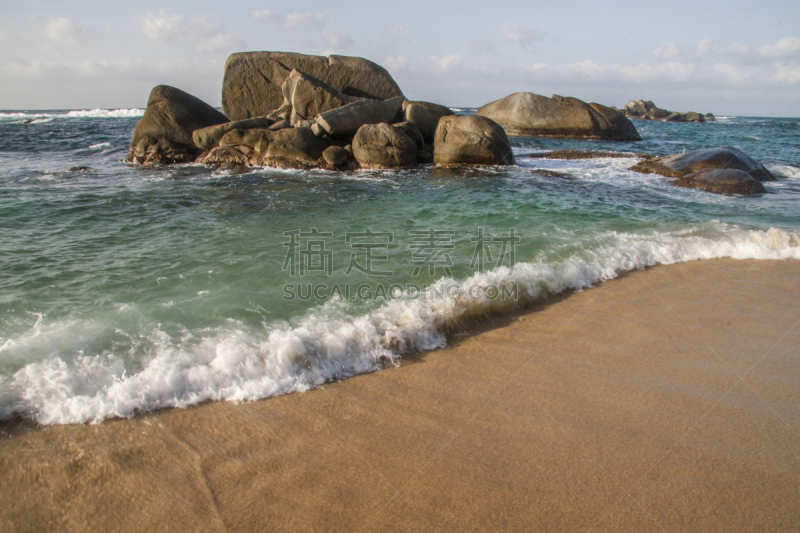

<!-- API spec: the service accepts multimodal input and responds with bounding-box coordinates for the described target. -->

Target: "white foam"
[88,142,111,149]
[0,109,144,122]
[2,223,800,425]
[768,164,800,180]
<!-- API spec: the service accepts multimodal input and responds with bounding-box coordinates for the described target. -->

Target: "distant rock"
[222,52,404,121]
[353,123,418,169]
[433,115,515,166]
[476,92,641,141]
[631,146,775,195]
[624,99,715,123]
[127,85,228,165]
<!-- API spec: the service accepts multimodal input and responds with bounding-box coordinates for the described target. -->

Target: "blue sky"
[1,0,799,115]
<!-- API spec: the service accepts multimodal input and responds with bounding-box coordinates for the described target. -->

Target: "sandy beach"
[2,258,799,532]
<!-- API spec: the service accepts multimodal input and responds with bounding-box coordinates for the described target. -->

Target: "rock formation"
[127,52,517,171]
[126,85,229,165]
[476,92,641,141]
[434,115,516,166]
[630,146,775,195]
[623,100,715,123]
[221,52,404,121]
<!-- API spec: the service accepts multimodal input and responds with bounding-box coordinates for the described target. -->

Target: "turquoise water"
[1,109,799,424]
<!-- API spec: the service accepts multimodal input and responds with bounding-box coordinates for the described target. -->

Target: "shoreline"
[2,258,799,531]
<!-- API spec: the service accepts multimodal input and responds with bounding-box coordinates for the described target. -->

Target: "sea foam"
[1,223,799,425]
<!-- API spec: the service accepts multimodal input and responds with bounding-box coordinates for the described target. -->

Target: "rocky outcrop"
[433,115,515,166]
[623,100,715,123]
[353,123,418,169]
[127,85,228,165]
[222,52,404,121]
[314,96,404,137]
[630,146,775,195]
[476,92,641,141]
[263,127,327,168]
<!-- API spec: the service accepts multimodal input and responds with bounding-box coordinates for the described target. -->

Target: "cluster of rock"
[631,146,775,195]
[127,52,515,170]
[477,92,641,141]
[623,100,715,123]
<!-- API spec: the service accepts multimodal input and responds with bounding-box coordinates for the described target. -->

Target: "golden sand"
[2,258,799,532]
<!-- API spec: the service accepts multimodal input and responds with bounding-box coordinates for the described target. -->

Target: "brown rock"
[433,115,515,166]
[315,96,404,137]
[631,146,776,182]
[352,123,417,169]
[675,168,766,195]
[265,127,327,166]
[322,146,349,167]
[192,117,272,150]
[392,122,425,149]
[404,103,454,143]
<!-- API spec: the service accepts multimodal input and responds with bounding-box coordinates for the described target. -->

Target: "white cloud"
[430,55,462,71]
[45,17,83,47]
[697,38,749,56]
[195,32,247,54]
[759,37,800,57]
[252,10,326,30]
[325,32,354,49]
[141,10,182,42]
[653,43,679,60]
[499,23,544,45]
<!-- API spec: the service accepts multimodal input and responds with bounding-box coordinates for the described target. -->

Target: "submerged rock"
[433,115,515,166]
[630,146,775,195]
[476,92,641,141]
[222,52,404,120]
[675,169,766,195]
[127,85,228,165]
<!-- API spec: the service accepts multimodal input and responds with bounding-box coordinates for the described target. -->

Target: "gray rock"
[685,111,705,122]
[193,117,272,149]
[433,115,515,166]
[404,103,454,143]
[631,146,776,184]
[127,85,228,165]
[392,121,425,149]
[322,145,349,167]
[222,52,404,120]
[676,168,766,195]
[315,96,404,137]
[352,123,417,169]
[476,92,641,141]
[649,107,670,120]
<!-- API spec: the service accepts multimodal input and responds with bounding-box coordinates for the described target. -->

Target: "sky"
[1,0,799,116]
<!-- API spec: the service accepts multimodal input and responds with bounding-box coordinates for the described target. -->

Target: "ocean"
[1,109,799,425]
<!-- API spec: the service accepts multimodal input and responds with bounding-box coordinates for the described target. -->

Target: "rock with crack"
[222,52,404,120]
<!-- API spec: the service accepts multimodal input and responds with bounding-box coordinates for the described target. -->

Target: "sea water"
[1,109,799,424]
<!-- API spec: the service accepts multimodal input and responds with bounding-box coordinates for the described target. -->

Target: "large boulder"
[476,92,641,141]
[352,123,417,169]
[675,169,766,195]
[631,146,776,182]
[192,117,272,150]
[315,96,404,137]
[404,102,454,143]
[127,85,228,165]
[222,52,404,120]
[433,115,515,166]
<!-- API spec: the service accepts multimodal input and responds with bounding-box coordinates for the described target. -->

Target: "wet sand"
[2,258,799,532]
